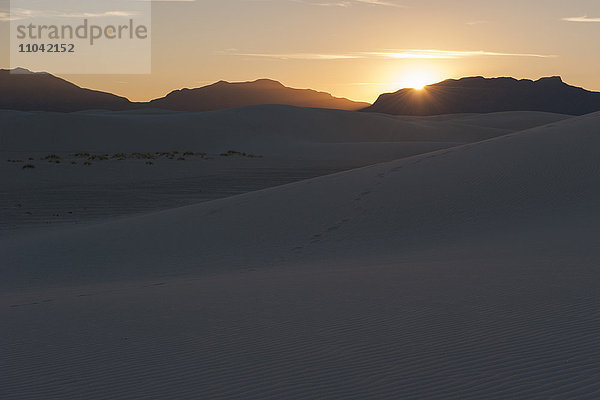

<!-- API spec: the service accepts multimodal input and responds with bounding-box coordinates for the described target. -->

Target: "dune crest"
[3,111,600,398]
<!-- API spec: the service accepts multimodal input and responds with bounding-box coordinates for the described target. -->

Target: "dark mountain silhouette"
[362,76,600,116]
[0,68,132,112]
[147,79,369,111]
[0,69,368,112]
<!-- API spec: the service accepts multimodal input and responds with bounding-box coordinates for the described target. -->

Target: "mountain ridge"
[0,68,132,112]
[0,68,368,112]
[2,68,600,115]
[149,78,368,111]
[362,76,600,116]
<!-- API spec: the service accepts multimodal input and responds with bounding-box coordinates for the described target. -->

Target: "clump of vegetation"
[28,157,35,161]
[88,154,109,161]
[7,159,24,163]
[131,152,156,160]
[22,164,35,169]
[112,153,127,160]
[146,161,154,165]
[220,150,263,158]
[63,149,259,166]
[44,154,61,161]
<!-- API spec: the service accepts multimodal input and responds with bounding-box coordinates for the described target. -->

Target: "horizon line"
[2,67,598,103]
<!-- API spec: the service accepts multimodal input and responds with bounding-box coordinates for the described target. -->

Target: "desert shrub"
[83,161,92,166]
[71,161,77,164]
[44,154,61,160]
[131,152,155,160]
[22,164,35,169]
[88,155,109,161]
[146,161,154,165]
[178,157,186,161]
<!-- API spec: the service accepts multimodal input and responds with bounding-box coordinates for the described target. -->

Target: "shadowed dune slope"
[2,112,600,400]
[0,106,569,156]
[2,111,598,289]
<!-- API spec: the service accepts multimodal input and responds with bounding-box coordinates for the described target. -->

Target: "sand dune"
[2,107,568,232]
[0,106,569,155]
[2,111,597,286]
[2,111,599,398]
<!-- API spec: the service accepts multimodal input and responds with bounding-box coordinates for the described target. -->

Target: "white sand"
[3,109,599,399]
[1,106,568,232]
[0,106,570,155]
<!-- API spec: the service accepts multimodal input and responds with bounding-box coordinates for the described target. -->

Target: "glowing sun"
[395,72,437,90]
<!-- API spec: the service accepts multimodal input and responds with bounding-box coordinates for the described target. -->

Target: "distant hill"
[0,68,132,112]
[362,76,600,116]
[0,69,368,112]
[147,79,369,111]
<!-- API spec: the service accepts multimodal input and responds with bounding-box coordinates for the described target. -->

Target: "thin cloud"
[352,82,397,86]
[354,0,403,6]
[225,49,556,60]
[293,0,403,7]
[55,11,138,18]
[2,8,137,21]
[365,50,556,59]
[225,52,360,60]
[562,16,600,22]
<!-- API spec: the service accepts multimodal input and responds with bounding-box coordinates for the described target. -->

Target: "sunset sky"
[1,0,599,102]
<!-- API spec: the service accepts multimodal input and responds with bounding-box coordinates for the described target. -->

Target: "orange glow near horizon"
[3,1,598,103]
[392,70,441,91]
